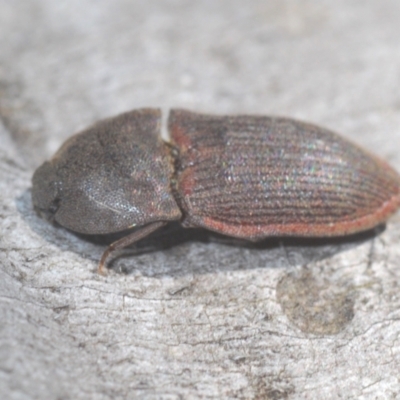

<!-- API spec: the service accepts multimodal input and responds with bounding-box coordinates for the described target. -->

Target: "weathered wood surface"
[1,1,400,399]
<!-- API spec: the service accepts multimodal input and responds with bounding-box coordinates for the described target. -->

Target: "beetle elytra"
[32,109,400,273]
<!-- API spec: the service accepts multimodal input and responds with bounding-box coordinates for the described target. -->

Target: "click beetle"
[32,109,400,273]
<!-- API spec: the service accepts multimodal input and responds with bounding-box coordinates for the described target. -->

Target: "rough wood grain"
[1,1,400,399]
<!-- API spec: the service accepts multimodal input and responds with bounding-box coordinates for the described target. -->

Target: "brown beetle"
[32,109,400,274]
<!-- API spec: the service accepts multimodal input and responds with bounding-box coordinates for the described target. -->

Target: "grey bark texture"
[1,1,400,399]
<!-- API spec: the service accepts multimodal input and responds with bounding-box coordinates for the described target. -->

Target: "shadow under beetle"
[32,109,400,274]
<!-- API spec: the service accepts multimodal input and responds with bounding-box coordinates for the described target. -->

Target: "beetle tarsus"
[98,246,114,275]
[96,221,167,274]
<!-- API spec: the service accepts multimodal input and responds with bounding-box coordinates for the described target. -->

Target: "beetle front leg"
[98,221,167,275]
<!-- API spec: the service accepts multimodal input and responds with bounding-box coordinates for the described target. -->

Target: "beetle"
[32,109,400,274]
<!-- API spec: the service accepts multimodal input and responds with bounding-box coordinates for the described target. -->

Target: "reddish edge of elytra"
[194,192,400,239]
[170,120,192,152]
[170,118,196,197]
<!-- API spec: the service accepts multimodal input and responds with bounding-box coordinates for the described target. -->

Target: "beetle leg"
[98,221,167,275]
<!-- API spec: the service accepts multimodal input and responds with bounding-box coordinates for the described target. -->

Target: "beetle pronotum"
[32,109,400,274]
